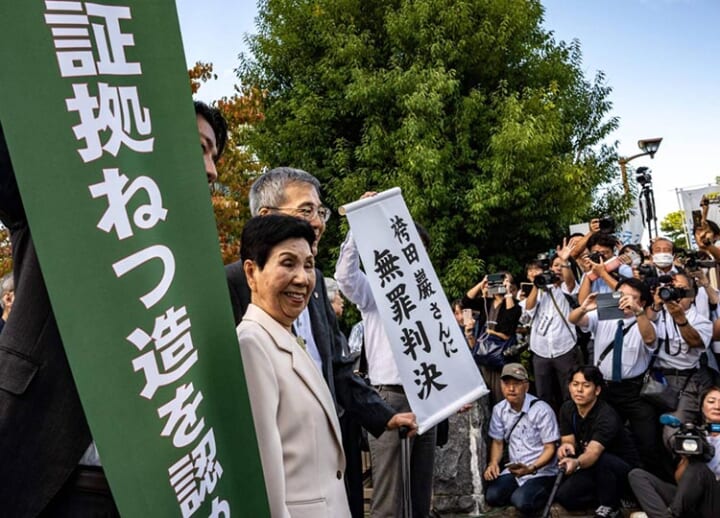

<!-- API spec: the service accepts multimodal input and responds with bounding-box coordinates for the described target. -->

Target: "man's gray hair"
[248,167,322,216]
[325,277,339,300]
[1,272,13,297]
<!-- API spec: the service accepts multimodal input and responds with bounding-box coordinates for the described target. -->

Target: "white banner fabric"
[341,188,488,434]
[677,185,720,248]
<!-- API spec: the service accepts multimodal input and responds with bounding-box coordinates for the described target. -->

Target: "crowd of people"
[3,100,720,518]
[456,219,720,517]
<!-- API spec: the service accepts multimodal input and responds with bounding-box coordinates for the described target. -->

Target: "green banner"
[0,1,268,516]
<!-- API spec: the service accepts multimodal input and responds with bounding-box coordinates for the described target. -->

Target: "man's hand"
[483,461,500,481]
[386,412,418,437]
[557,443,575,460]
[558,456,580,475]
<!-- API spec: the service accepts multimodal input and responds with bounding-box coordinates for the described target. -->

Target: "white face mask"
[652,253,674,268]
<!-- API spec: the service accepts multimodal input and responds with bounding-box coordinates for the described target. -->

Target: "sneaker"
[594,505,622,518]
[629,512,648,518]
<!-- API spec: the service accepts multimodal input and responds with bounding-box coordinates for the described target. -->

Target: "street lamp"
[619,137,663,196]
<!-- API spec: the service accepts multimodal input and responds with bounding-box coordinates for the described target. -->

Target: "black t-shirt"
[559,398,640,468]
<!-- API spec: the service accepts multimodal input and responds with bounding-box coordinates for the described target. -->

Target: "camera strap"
[504,398,541,443]
[596,321,637,368]
[547,289,577,340]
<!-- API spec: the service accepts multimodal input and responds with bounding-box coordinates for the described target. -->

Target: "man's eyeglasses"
[264,205,332,223]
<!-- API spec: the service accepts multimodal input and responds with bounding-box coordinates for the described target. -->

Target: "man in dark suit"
[0,102,227,516]
[225,167,417,518]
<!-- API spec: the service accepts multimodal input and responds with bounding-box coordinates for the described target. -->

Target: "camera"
[677,249,716,272]
[638,264,660,290]
[658,285,694,302]
[636,166,652,186]
[587,251,603,263]
[598,215,616,234]
[661,414,717,462]
[487,273,507,296]
[533,271,559,289]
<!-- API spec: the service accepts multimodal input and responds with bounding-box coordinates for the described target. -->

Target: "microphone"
[659,414,682,428]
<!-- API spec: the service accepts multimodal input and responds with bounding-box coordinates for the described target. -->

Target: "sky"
[176,0,720,226]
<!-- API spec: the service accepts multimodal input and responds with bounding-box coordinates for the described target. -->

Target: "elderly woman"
[237,215,350,518]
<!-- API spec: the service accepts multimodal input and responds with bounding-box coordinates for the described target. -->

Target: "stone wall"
[432,396,491,514]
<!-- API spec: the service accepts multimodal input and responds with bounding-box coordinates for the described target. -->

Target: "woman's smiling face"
[246,237,316,329]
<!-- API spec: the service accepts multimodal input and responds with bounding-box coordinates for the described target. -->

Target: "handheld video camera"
[660,414,718,462]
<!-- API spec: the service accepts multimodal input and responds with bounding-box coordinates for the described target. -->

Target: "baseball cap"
[500,363,528,381]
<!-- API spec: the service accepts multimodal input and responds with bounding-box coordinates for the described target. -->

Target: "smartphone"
[462,308,473,326]
[596,291,625,321]
[520,282,533,297]
[504,462,523,470]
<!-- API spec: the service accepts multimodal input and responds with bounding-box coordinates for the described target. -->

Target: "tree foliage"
[660,210,688,249]
[0,226,11,278]
[189,62,267,263]
[239,0,629,297]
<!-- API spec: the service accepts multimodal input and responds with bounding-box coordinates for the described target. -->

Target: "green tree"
[660,210,688,249]
[239,0,630,297]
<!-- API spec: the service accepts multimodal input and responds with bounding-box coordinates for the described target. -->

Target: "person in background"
[325,277,346,318]
[629,386,720,518]
[0,272,13,333]
[462,272,522,404]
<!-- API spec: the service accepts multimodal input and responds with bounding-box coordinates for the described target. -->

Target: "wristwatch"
[633,308,644,317]
[529,464,538,475]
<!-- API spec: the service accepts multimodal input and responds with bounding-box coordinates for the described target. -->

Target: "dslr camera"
[658,283,694,302]
[532,253,559,290]
[661,414,718,462]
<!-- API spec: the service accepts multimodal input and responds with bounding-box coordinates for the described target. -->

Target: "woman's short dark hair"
[240,215,315,269]
[568,365,605,390]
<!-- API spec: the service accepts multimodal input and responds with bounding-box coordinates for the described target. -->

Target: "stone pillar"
[432,396,491,514]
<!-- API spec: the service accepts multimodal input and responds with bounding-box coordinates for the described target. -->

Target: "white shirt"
[654,305,711,370]
[582,311,655,379]
[335,232,401,385]
[294,307,323,373]
[525,284,576,359]
[488,394,559,485]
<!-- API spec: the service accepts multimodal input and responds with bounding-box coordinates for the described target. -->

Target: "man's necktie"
[612,319,623,381]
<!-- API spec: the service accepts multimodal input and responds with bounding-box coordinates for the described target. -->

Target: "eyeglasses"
[264,205,332,223]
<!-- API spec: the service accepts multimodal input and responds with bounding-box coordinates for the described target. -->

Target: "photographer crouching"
[629,386,720,517]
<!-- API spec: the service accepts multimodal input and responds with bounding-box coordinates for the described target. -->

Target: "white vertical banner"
[677,185,720,248]
[617,203,645,245]
[341,188,488,433]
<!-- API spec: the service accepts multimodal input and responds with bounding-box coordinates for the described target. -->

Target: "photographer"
[650,237,712,319]
[568,278,663,477]
[524,246,580,411]
[578,232,623,305]
[647,272,713,439]
[463,272,521,404]
[629,386,720,517]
